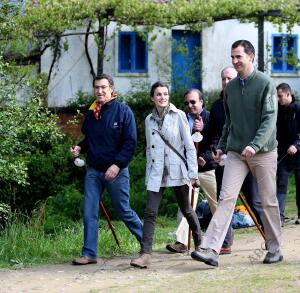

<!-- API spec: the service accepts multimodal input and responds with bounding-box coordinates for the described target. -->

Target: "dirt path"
[1,225,300,293]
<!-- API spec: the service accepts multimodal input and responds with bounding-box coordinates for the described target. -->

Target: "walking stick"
[99,201,121,248]
[187,186,196,251]
[238,193,266,241]
[187,127,202,251]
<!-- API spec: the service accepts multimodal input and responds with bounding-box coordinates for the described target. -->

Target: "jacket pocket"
[169,163,183,179]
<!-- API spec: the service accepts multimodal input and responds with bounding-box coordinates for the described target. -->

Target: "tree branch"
[47,36,60,85]
[84,21,96,78]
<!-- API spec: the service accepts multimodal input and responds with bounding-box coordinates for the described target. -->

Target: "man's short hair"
[276,83,292,93]
[232,40,255,56]
[150,81,169,97]
[93,74,114,87]
[183,89,204,106]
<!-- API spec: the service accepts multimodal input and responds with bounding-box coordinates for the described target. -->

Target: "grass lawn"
[0,176,297,269]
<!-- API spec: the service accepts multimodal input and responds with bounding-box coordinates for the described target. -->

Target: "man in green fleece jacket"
[191,40,282,267]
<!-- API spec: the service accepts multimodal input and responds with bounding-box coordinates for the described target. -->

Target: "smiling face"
[151,86,169,113]
[231,45,254,78]
[94,78,114,105]
[184,90,203,115]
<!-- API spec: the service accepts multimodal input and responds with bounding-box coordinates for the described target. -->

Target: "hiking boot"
[130,253,151,268]
[295,218,300,225]
[166,242,187,253]
[263,250,283,264]
[72,256,97,265]
[219,247,231,255]
[191,248,219,267]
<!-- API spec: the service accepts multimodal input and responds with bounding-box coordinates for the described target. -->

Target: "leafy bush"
[0,59,84,215]
[66,90,94,112]
[40,183,84,233]
[0,60,64,187]
[0,203,11,230]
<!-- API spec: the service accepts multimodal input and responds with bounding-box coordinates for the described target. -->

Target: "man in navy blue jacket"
[70,74,143,265]
[276,83,300,225]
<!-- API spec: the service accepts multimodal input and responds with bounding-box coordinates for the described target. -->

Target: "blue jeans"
[82,167,143,258]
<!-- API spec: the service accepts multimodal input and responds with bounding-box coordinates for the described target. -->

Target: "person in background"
[70,74,143,265]
[166,89,217,254]
[130,81,202,268]
[191,40,282,267]
[276,83,300,225]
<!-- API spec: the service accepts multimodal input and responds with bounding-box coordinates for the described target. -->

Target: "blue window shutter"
[272,34,298,73]
[286,36,298,73]
[135,35,147,71]
[272,36,283,72]
[119,33,131,71]
[118,32,147,73]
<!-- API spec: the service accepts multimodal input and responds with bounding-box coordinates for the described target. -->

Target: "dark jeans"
[141,185,201,254]
[215,165,263,248]
[277,155,300,220]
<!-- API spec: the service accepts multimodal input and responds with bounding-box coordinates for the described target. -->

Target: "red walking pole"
[99,201,121,248]
[238,193,266,241]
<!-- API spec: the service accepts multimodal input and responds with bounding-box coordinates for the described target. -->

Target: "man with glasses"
[70,74,143,265]
[166,89,217,253]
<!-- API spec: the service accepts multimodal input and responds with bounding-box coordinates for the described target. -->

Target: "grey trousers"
[176,170,217,245]
[141,185,201,254]
[201,150,282,254]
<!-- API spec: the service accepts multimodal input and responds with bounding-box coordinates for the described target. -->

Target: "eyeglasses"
[184,100,197,106]
[94,85,110,90]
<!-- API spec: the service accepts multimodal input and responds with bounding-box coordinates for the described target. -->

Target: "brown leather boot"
[72,256,97,265]
[130,253,151,268]
[166,242,187,253]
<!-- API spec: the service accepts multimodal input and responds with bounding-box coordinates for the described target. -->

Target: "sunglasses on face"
[184,100,197,106]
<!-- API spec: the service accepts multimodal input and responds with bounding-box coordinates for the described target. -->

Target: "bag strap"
[153,129,188,168]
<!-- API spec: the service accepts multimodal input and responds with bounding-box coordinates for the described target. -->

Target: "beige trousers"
[176,169,217,245]
[201,150,282,254]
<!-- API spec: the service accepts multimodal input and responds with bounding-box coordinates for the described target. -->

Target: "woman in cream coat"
[130,81,202,268]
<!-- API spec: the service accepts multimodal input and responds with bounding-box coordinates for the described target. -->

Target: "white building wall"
[202,19,300,95]
[42,22,173,106]
[103,22,172,94]
[41,19,300,107]
[202,19,258,92]
[41,28,98,107]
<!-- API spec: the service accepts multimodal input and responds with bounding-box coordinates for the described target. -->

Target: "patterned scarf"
[93,104,101,120]
[151,104,170,130]
[89,93,118,120]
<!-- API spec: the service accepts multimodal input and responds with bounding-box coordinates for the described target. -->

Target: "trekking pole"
[187,186,196,251]
[99,201,121,248]
[187,129,202,251]
[238,193,266,241]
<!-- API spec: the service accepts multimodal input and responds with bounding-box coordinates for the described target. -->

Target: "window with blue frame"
[118,32,148,73]
[272,34,298,74]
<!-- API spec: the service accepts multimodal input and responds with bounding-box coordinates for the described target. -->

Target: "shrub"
[0,58,70,214]
[0,203,11,230]
[0,136,82,214]
[40,183,84,233]
[66,90,94,112]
